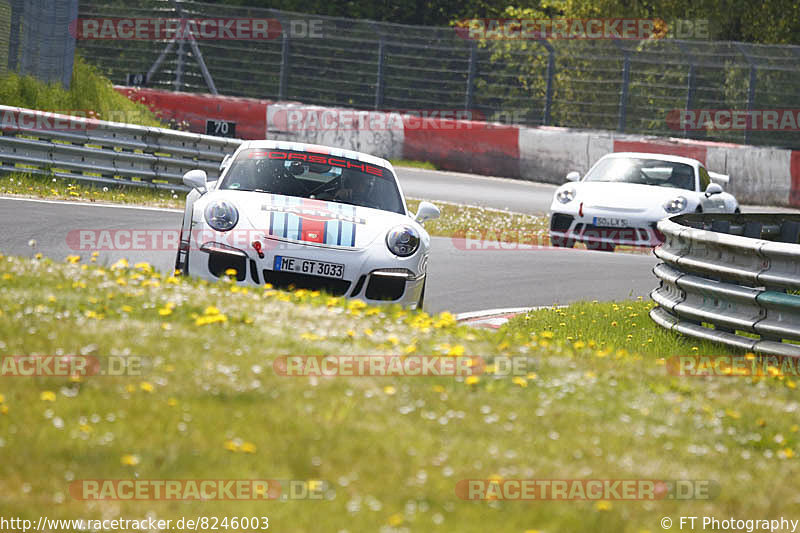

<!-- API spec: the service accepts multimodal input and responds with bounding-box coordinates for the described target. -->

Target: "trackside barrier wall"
[650,213,800,356]
[0,105,242,190]
[118,86,800,206]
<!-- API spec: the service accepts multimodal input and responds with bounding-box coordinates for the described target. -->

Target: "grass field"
[1,254,798,532]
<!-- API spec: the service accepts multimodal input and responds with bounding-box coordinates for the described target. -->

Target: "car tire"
[550,234,575,248]
[734,207,741,214]
[417,280,426,310]
[174,228,189,275]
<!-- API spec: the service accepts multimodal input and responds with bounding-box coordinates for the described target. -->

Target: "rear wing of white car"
[708,171,730,186]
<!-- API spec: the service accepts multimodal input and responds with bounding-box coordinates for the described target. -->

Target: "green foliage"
[0,56,162,126]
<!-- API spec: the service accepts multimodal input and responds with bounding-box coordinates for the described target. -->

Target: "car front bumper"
[549,209,666,248]
[185,232,427,308]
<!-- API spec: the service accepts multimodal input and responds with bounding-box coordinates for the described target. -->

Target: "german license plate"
[274,256,344,279]
[593,216,629,227]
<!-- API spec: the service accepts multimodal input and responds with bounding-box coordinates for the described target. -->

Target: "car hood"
[565,182,694,210]
[201,191,413,250]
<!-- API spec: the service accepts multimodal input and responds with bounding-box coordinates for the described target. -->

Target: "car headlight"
[663,196,688,214]
[556,187,576,204]
[204,200,239,231]
[386,225,420,257]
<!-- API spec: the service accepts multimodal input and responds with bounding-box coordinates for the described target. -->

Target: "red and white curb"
[456,307,536,329]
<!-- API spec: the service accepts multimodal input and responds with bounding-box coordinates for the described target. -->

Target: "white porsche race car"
[549,152,739,251]
[175,140,440,308]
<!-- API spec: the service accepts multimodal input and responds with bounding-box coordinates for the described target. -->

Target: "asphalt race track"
[0,191,659,313]
[397,167,557,214]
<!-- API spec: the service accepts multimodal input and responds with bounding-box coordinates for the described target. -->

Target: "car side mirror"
[566,171,580,182]
[183,169,208,192]
[414,201,440,224]
[705,182,723,197]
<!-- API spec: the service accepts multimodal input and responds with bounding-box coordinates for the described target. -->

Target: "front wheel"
[417,280,426,310]
[550,234,575,248]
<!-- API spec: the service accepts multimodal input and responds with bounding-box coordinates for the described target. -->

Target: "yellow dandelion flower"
[40,390,56,402]
[432,385,445,393]
[782,448,794,459]
[79,424,93,434]
[204,306,220,315]
[139,381,154,392]
[223,440,239,452]
[725,409,741,419]
[512,376,528,388]
[110,258,129,270]
[120,454,140,466]
[387,514,403,527]
[465,376,480,386]
[0,405,8,415]
[0,393,4,403]
[790,424,799,433]
[387,335,399,346]
[65,255,81,264]
[594,500,612,511]
[241,441,257,454]
[527,372,538,380]
[448,344,465,356]
[383,386,396,396]
[346,329,356,337]
[35,253,43,260]
[404,344,417,355]
[167,398,178,407]
[195,313,227,326]
[224,268,238,277]
[540,331,554,339]
[158,307,173,316]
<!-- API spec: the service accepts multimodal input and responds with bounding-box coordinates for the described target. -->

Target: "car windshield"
[583,157,696,191]
[219,148,405,214]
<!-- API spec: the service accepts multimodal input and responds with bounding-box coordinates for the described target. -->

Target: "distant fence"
[75,0,800,150]
[2,0,78,87]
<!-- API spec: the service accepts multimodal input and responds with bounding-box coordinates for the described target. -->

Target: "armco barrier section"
[650,213,800,356]
[116,86,800,207]
[0,105,242,190]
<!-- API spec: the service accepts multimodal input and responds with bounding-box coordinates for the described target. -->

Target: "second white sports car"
[176,140,440,308]
[549,152,739,251]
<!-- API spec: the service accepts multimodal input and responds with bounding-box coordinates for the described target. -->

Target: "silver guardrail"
[0,106,243,190]
[650,213,800,357]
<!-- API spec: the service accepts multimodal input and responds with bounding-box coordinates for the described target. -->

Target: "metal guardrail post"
[7,0,22,71]
[676,41,696,139]
[539,40,555,126]
[735,43,757,145]
[279,32,290,100]
[612,41,631,133]
[464,41,477,112]
[174,37,185,91]
[374,38,385,110]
